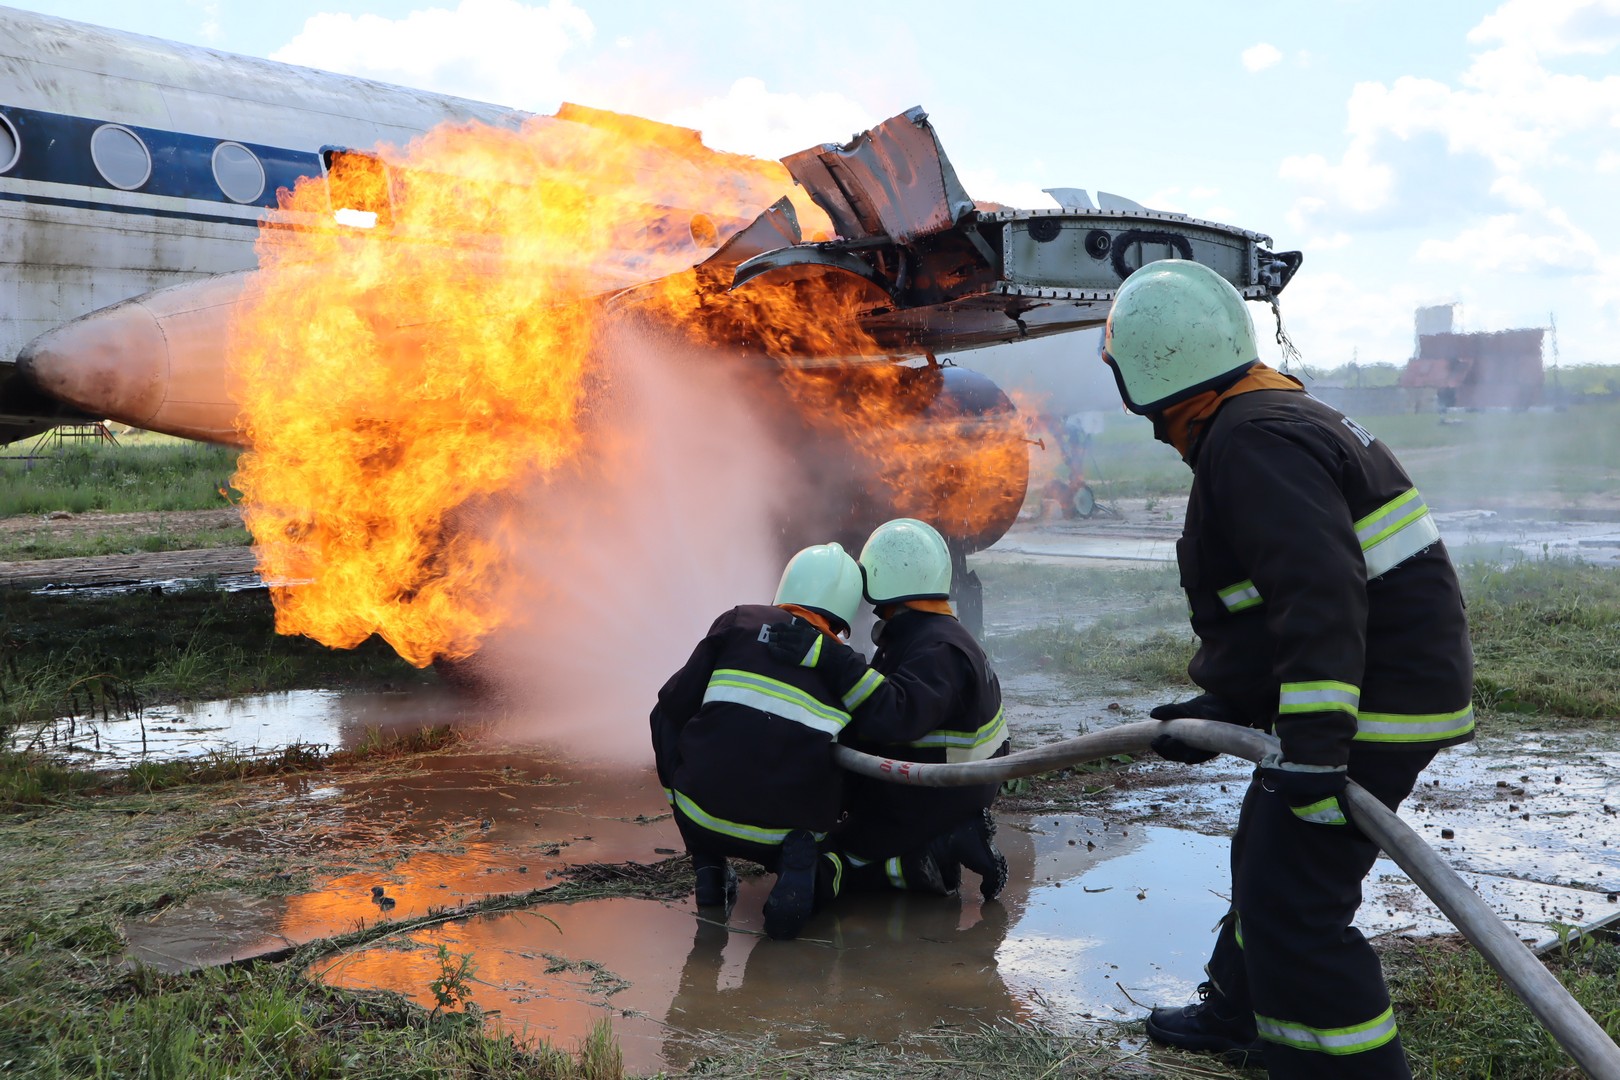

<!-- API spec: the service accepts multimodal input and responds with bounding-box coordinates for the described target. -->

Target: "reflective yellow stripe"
[823,852,844,897]
[885,856,906,889]
[1354,704,1475,743]
[703,669,851,735]
[662,786,674,805]
[673,790,791,846]
[1210,488,1441,614]
[1290,795,1348,825]
[906,706,1008,764]
[803,635,823,667]
[1278,680,1360,716]
[1218,579,1262,612]
[842,669,885,711]
[1357,488,1441,579]
[1255,1005,1399,1056]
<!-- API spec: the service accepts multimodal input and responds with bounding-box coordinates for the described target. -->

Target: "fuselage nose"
[16,273,251,445]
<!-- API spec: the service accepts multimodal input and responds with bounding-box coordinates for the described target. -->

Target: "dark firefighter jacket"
[649,604,853,843]
[1178,389,1475,770]
[816,609,1009,845]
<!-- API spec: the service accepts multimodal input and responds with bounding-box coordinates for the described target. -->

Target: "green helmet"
[1102,260,1260,414]
[859,518,952,604]
[774,543,864,633]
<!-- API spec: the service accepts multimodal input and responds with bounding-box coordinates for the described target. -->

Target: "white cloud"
[271,0,594,110]
[1415,209,1601,274]
[663,78,876,162]
[1468,0,1620,57]
[1267,270,1437,367]
[1598,150,1620,171]
[951,166,1052,212]
[1242,42,1282,72]
[1278,9,1620,236]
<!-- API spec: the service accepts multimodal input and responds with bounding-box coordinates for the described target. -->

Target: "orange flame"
[230,107,1026,668]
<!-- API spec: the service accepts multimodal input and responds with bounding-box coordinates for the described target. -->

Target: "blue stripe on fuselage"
[0,104,323,208]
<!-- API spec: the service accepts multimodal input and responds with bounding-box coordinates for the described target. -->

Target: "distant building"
[1398,305,1545,410]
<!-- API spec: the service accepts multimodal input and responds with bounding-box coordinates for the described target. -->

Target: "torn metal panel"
[731,109,1302,357]
[782,106,975,244]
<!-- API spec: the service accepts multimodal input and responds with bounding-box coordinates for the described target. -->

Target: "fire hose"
[835,717,1620,1079]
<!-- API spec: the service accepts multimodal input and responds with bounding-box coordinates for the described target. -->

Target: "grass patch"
[981,557,1620,730]
[0,520,250,560]
[0,436,242,516]
[1,584,434,739]
[0,958,623,1079]
[1463,558,1620,724]
[1388,932,1620,1079]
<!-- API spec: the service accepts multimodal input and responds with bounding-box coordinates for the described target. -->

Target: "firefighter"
[649,542,873,941]
[766,518,1011,901]
[1100,260,1474,1078]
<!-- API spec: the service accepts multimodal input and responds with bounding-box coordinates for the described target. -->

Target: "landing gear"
[949,542,984,642]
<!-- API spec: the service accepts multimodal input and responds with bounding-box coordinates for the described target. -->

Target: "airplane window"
[212,141,266,203]
[0,113,17,174]
[91,124,151,190]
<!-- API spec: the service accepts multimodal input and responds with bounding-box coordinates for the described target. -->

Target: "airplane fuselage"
[0,4,532,441]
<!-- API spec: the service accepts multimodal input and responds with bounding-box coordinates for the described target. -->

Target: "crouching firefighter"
[765,518,1012,902]
[648,543,867,940]
[1100,261,1475,1078]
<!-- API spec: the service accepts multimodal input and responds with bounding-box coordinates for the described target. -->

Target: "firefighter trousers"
[1205,743,1437,1080]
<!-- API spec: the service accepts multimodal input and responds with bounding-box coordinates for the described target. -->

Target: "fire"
[230,106,1026,668]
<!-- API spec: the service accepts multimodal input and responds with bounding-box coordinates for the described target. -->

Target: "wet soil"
[106,686,1620,1075]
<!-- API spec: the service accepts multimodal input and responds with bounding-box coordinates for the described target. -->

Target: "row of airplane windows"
[0,110,269,204]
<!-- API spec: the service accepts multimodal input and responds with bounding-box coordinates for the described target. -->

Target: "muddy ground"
[5,503,1620,1077]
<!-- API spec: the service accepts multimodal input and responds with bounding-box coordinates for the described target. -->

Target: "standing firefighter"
[648,543,866,940]
[1102,261,1474,1078]
[767,518,1011,900]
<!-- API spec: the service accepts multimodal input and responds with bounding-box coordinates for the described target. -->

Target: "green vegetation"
[1389,932,1620,1080]
[982,558,1620,731]
[1,585,434,743]
[1068,398,1620,510]
[0,517,250,561]
[1463,558,1620,723]
[0,434,242,516]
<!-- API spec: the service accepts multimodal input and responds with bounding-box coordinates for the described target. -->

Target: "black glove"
[1259,753,1349,826]
[761,619,825,668]
[1148,693,1242,765]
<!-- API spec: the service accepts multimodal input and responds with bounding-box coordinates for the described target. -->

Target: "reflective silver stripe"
[1209,489,1440,614]
[673,790,790,846]
[907,706,1008,764]
[886,856,906,889]
[1290,795,1347,826]
[1358,488,1440,579]
[1355,704,1475,743]
[703,669,850,736]
[1255,1006,1399,1056]
[1278,680,1360,716]
[1218,579,1262,612]
[842,669,885,711]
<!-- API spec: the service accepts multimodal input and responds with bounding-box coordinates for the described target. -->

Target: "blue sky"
[24,0,1620,372]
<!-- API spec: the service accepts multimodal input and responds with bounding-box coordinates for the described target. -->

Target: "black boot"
[925,833,963,893]
[763,830,819,940]
[896,848,951,895]
[948,809,1008,900]
[693,853,737,913]
[1145,981,1265,1065]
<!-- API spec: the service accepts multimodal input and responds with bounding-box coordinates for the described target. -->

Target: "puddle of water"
[307,809,1615,1075]
[114,687,1620,1071]
[126,752,682,971]
[21,686,474,766]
